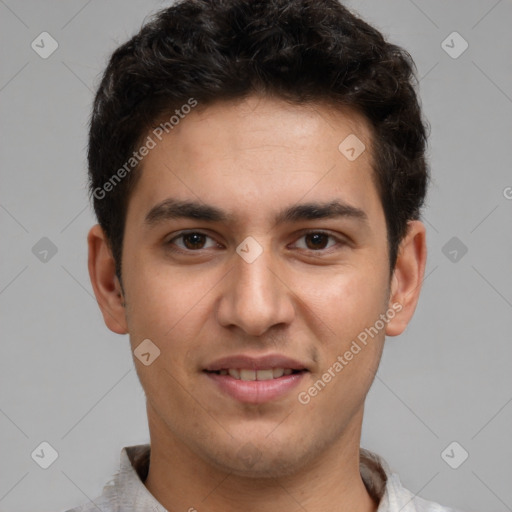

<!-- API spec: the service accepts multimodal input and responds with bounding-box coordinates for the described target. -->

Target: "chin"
[205,442,313,479]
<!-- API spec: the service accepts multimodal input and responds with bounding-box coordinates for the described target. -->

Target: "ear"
[385,220,427,337]
[87,224,128,334]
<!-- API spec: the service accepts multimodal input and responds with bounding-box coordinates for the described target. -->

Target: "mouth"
[203,366,308,404]
[202,353,310,403]
[204,368,307,381]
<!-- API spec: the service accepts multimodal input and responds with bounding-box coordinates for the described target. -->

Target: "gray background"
[0,1,511,511]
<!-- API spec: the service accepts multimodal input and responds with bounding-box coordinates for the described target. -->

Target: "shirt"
[64,444,464,512]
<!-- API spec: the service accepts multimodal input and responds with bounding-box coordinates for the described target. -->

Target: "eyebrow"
[275,200,368,225]
[144,198,369,228]
[145,199,233,225]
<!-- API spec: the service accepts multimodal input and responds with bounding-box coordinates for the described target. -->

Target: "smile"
[204,369,307,404]
[208,368,303,380]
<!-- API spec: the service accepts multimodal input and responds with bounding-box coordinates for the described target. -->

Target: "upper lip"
[204,354,309,372]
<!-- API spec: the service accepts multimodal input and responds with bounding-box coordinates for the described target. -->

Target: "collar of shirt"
[67,444,462,512]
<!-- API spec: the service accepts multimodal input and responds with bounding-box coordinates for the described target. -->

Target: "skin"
[88,95,426,512]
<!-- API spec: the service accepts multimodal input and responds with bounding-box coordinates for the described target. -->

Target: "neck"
[143,405,379,512]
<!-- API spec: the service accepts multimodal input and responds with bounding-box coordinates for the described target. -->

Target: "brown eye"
[181,233,207,250]
[294,231,340,252]
[166,231,218,252]
[304,232,330,250]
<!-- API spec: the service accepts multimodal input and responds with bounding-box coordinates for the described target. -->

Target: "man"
[69,0,463,510]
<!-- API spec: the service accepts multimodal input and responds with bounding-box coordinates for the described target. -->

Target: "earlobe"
[385,220,427,337]
[87,224,128,335]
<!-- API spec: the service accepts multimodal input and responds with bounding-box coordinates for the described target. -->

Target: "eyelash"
[165,230,346,255]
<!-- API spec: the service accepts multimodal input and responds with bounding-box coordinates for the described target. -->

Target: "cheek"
[298,264,389,398]
[125,252,203,335]
[124,266,204,409]
[298,263,389,337]
[124,260,217,390]
[319,270,388,390]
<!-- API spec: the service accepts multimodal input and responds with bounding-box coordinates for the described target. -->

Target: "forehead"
[127,95,381,229]
[162,96,374,169]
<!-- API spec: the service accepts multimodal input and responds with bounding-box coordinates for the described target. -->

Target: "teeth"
[272,368,284,378]
[218,368,298,381]
[240,369,256,381]
[256,369,274,381]
[228,368,240,379]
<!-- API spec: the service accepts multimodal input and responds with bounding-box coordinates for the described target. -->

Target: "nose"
[215,240,295,337]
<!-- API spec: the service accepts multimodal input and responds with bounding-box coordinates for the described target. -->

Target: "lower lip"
[204,371,306,404]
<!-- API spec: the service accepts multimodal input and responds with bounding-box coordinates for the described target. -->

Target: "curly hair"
[88,0,430,280]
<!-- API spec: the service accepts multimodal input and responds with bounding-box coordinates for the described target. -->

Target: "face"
[89,95,425,478]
